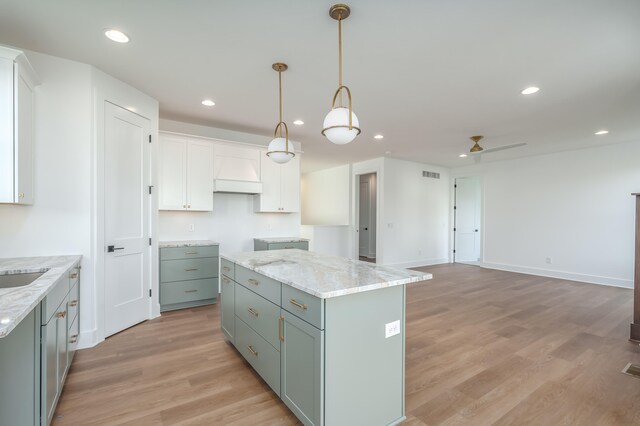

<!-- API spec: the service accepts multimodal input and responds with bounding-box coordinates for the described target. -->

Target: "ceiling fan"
[468,135,527,155]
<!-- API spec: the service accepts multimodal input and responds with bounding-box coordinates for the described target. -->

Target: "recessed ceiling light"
[521,86,540,95]
[595,130,609,135]
[104,29,130,43]
[293,120,304,125]
[201,99,215,107]
[459,154,467,158]
[374,134,384,140]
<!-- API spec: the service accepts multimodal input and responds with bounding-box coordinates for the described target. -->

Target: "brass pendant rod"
[278,70,283,136]
[338,16,343,107]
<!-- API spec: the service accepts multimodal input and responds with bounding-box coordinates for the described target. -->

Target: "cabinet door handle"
[184,268,198,271]
[223,266,231,272]
[289,299,308,311]
[70,335,78,344]
[185,289,198,293]
[70,272,78,279]
[278,316,284,342]
[70,300,78,307]
[247,307,259,317]
[222,277,230,284]
[56,311,66,319]
[247,278,259,286]
[185,251,198,255]
[247,345,258,357]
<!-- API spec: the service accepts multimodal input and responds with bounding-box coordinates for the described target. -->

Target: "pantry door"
[104,102,151,337]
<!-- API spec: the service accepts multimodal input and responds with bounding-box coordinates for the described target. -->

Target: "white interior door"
[104,102,151,337]
[454,177,481,263]
[359,180,370,256]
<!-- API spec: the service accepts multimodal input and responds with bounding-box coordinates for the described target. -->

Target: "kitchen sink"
[0,272,44,289]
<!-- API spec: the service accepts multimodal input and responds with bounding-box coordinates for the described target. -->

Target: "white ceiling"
[1,0,639,172]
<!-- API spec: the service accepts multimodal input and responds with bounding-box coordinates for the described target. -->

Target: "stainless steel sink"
[0,272,44,289]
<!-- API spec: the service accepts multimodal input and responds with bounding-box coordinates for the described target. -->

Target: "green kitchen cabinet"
[253,239,309,251]
[220,275,235,343]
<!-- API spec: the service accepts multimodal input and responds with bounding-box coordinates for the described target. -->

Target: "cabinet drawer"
[235,317,281,395]
[235,283,281,349]
[69,266,80,288]
[236,265,281,305]
[160,245,219,260]
[161,257,219,282]
[221,258,235,280]
[160,278,217,305]
[68,316,79,363]
[42,276,69,324]
[67,282,79,325]
[268,242,308,251]
[282,285,324,330]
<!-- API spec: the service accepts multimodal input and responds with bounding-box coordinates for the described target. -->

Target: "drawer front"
[235,283,281,349]
[160,245,219,260]
[221,276,235,343]
[161,257,219,283]
[42,276,69,324]
[68,316,79,363]
[69,266,80,288]
[235,317,281,395]
[160,278,218,305]
[268,242,308,251]
[282,285,324,330]
[221,258,235,280]
[67,282,79,325]
[235,266,281,305]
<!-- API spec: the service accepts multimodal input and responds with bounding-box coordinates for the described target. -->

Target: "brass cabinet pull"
[185,251,198,255]
[183,205,186,208]
[70,300,78,307]
[223,266,231,272]
[248,278,259,286]
[18,192,24,198]
[248,307,259,317]
[278,316,284,342]
[184,268,198,271]
[247,345,258,357]
[222,277,230,284]
[187,205,191,208]
[185,289,198,293]
[289,299,308,311]
[70,335,78,344]
[56,311,66,319]
[70,272,78,279]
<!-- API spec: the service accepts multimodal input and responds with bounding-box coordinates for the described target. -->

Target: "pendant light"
[322,4,361,145]
[267,62,295,164]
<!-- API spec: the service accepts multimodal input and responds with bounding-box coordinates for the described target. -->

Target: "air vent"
[423,171,440,179]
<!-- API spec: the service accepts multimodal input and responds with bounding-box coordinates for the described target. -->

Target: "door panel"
[104,102,150,337]
[455,177,481,263]
[281,155,300,212]
[258,152,281,212]
[159,137,186,210]
[187,141,213,211]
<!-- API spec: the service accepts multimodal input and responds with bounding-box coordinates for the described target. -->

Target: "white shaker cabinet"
[0,47,39,205]
[254,151,300,213]
[159,135,213,211]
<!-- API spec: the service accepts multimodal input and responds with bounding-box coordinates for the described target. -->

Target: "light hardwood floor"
[54,264,640,425]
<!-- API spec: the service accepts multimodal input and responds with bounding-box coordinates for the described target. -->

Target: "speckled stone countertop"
[0,255,82,338]
[159,240,219,248]
[222,250,431,298]
[254,237,310,243]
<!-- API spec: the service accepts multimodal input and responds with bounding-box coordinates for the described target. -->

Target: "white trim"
[386,257,450,269]
[160,130,304,153]
[481,262,633,289]
[77,328,102,350]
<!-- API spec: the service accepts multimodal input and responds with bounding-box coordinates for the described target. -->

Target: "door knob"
[474,229,479,232]
[107,245,124,252]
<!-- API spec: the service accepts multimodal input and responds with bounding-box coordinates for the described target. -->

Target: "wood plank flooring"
[53,264,640,425]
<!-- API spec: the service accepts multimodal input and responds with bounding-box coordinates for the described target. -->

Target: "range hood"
[213,179,263,194]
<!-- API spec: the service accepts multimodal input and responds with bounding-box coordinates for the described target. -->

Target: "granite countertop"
[254,237,310,243]
[0,255,82,338]
[159,240,220,248]
[222,250,431,298]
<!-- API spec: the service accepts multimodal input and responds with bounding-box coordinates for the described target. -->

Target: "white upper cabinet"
[0,47,39,204]
[158,134,213,211]
[254,152,300,213]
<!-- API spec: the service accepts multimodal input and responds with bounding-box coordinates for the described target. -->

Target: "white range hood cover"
[213,179,263,194]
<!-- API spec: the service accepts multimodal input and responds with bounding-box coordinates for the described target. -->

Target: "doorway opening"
[453,176,482,264]
[357,172,377,263]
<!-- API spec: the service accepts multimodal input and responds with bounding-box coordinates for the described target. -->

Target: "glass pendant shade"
[322,107,360,145]
[266,137,295,164]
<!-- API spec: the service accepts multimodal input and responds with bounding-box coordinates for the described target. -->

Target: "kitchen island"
[220,249,432,426]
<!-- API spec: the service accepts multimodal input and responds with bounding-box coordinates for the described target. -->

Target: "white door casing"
[454,177,481,263]
[359,180,370,256]
[104,102,151,337]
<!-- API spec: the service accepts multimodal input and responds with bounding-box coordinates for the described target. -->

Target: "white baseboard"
[387,257,449,269]
[481,262,633,289]
[77,328,103,350]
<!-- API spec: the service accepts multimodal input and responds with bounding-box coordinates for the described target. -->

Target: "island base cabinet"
[220,276,235,343]
[42,300,69,425]
[281,312,324,426]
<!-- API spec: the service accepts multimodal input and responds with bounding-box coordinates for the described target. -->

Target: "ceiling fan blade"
[469,142,527,155]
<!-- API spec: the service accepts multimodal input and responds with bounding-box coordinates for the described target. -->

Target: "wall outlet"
[187,224,195,232]
[546,257,552,264]
[385,320,401,338]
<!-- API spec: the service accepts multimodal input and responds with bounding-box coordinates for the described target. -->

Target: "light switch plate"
[385,320,401,338]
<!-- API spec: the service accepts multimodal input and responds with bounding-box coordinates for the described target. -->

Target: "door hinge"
[148,135,152,143]
[454,184,457,188]
[149,289,152,297]
[149,238,152,245]
[453,249,456,253]
[454,206,457,210]
[148,185,153,195]
[453,228,456,231]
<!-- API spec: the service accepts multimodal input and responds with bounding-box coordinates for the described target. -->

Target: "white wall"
[382,158,450,267]
[158,121,302,254]
[301,164,350,226]
[452,140,640,287]
[0,51,94,338]
[301,225,351,258]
